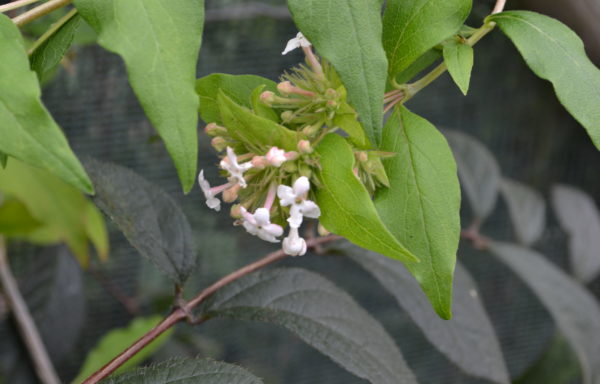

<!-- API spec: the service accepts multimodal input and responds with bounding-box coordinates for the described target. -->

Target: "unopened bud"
[298,164,312,178]
[277,81,295,96]
[326,100,338,109]
[282,161,297,173]
[204,122,226,137]
[297,140,312,154]
[260,91,276,106]
[325,88,338,99]
[302,124,320,136]
[211,137,227,152]
[284,151,299,161]
[281,110,295,123]
[356,151,368,163]
[230,204,242,219]
[223,184,241,203]
[251,156,268,169]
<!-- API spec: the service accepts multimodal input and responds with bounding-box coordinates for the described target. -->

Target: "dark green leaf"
[500,178,545,246]
[383,0,471,78]
[102,358,263,384]
[375,108,460,319]
[196,73,277,125]
[343,243,509,383]
[332,102,371,149]
[315,134,418,264]
[551,184,600,283]
[489,11,600,149]
[490,242,600,384]
[29,10,81,80]
[217,91,298,151]
[287,0,388,146]
[0,152,7,168]
[201,268,417,384]
[443,40,473,95]
[0,14,92,193]
[444,130,500,221]
[74,0,205,192]
[0,198,42,236]
[75,316,173,382]
[84,159,196,284]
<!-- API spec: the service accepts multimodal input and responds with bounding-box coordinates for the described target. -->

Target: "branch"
[0,0,41,13]
[12,0,71,27]
[0,238,60,384]
[82,234,342,384]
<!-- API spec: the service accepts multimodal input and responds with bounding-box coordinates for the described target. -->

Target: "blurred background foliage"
[1,0,600,383]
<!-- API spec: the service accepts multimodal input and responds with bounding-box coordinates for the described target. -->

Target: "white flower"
[278,176,321,228]
[265,147,287,167]
[240,207,283,243]
[282,32,312,55]
[283,227,307,256]
[220,147,252,188]
[198,170,221,211]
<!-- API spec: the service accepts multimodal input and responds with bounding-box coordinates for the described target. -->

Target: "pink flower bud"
[211,137,227,152]
[277,81,295,95]
[230,204,242,219]
[266,147,287,167]
[297,140,312,154]
[251,156,268,169]
[204,122,226,137]
[260,91,276,105]
[223,184,241,203]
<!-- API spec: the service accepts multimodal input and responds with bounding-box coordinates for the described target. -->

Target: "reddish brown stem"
[82,235,341,384]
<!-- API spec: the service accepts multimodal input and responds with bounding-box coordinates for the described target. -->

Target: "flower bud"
[298,163,312,178]
[204,122,226,137]
[277,81,295,96]
[251,155,268,169]
[260,91,276,106]
[211,137,227,152]
[266,147,287,167]
[282,161,297,173]
[281,110,295,123]
[297,140,312,154]
[355,151,368,163]
[230,204,242,219]
[325,88,338,99]
[223,184,241,203]
[284,151,299,161]
[302,124,320,136]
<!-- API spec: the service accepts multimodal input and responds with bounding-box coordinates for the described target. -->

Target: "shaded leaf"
[0,159,108,265]
[287,0,387,146]
[444,130,500,220]
[490,242,600,384]
[30,10,81,81]
[500,178,546,246]
[344,243,509,384]
[196,73,277,125]
[551,184,600,283]
[74,0,205,192]
[201,268,417,384]
[0,14,92,193]
[0,152,6,168]
[0,198,42,236]
[383,0,471,78]
[489,11,600,149]
[85,159,196,284]
[315,134,418,264]
[74,316,173,383]
[374,108,460,319]
[443,40,474,95]
[102,358,263,384]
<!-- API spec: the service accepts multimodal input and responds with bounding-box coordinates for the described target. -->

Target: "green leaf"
[500,178,546,247]
[332,102,371,149]
[489,11,600,149]
[443,40,473,95]
[74,0,205,193]
[217,91,298,151]
[395,48,442,84]
[196,73,277,125]
[287,0,388,146]
[201,268,418,384]
[343,243,509,384]
[74,316,173,383]
[315,134,418,264]
[0,198,42,236]
[102,358,263,384]
[29,10,81,81]
[444,130,500,221]
[551,184,600,283]
[0,14,92,194]
[383,0,472,78]
[84,159,196,284]
[0,159,108,266]
[374,108,460,319]
[0,152,6,168]
[490,242,600,384]
[250,85,280,122]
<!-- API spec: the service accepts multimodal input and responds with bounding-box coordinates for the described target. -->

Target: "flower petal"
[293,176,310,196]
[253,208,272,226]
[300,200,321,219]
[277,185,296,206]
[288,204,304,228]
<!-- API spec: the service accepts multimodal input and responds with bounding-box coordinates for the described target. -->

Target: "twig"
[89,264,140,316]
[28,8,78,56]
[82,234,341,384]
[0,238,60,384]
[0,0,41,13]
[12,0,72,27]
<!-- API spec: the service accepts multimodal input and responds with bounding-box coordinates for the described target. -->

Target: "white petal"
[297,32,312,48]
[288,204,304,228]
[299,200,321,219]
[206,197,221,212]
[243,220,259,236]
[293,176,310,196]
[198,170,212,196]
[282,227,307,256]
[277,185,296,207]
[282,38,301,55]
[266,147,286,167]
[258,230,281,243]
[253,208,272,226]
[263,223,284,237]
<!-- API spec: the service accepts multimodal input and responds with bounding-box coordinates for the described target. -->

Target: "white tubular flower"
[282,32,312,55]
[240,207,283,243]
[198,170,222,212]
[220,147,252,188]
[265,147,287,167]
[277,176,321,228]
[283,227,307,256]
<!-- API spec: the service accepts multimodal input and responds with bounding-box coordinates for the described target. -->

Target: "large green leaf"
[343,243,509,384]
[0,159,108,265]
[0,14,92,193]
[74,316,173,383]
[287,0,387,146]
[315,134,418,264]
[30,10,81,81]
[201,268,417,384]
[443,40,474,95]
[490,242,600,384]
[489,11,600,149]
[217,91,298,151]
[0,198,42,237]
[196,73,277,125]
[102,358,263,384]
[74,0,205,192]
[374,108,460,319]
[85,159,196,284]
[383,0,471,78]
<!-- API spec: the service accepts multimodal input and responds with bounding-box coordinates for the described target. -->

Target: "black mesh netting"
[1,1,599,383]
